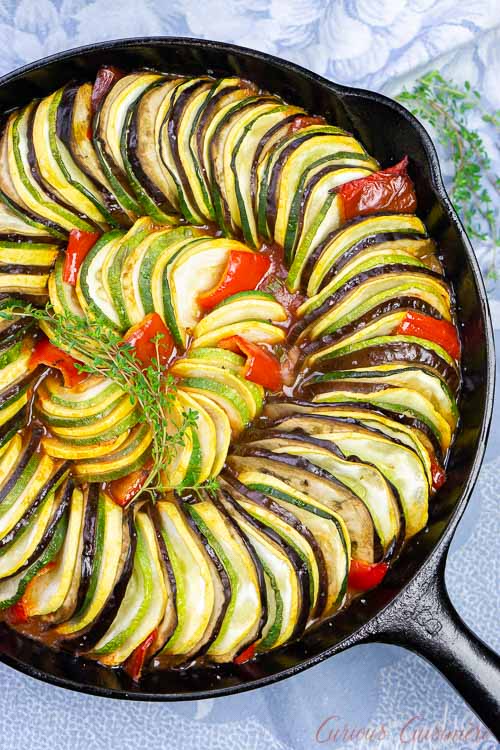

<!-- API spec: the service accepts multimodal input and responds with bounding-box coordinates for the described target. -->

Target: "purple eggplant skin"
[0,264,53,275]
[221,467,328,620]
[229,442,384,562]
[26,104,100,231]
[0,477,73,580]
[301,379,444,462]
[0,425,43,505]
[235,429,403,557]
[0,370,36,408]
[0,462,70,551]
[209,94,276,230]
[266,130,335,237]
[318,236,435,293]
[179,495,232,661]
[64,483,99,625]
[57,82,129,227]
[147,503,178,657]
[263,401,427,453]
[232,441,361,499]
[164,78,211,217]
[313,338,460,394]
[125,99,176,213]
[0,406,29,451]
[300,223,428,292]
[289,296,442,345]
[220,479,312,641]
[55,82,80,147]
[195,83,243,185]
[287,160,368,262]
[0,317,37,353]
[68,510,137,653]
[211,490,268,659]
[292,264,444,345]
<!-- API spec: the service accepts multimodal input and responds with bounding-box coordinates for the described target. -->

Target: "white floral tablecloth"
[0,2,498,748]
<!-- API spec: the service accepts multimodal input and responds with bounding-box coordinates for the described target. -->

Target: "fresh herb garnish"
[398,71,500,279]
[0,303,220,502]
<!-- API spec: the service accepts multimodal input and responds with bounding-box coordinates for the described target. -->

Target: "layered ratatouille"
[0,67,460,679]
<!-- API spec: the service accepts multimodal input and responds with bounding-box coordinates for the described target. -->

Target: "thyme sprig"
[0,303,218,502]
[397,71,500,279]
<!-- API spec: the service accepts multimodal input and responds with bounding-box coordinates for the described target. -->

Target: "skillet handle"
[370,551,500,738]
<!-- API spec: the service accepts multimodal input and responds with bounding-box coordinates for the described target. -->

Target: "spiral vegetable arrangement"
[0,67,460,679]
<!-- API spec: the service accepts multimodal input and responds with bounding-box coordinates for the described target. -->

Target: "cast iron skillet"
[0,37,498,735]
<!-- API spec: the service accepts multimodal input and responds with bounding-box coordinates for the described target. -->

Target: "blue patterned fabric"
[0,2,498,748]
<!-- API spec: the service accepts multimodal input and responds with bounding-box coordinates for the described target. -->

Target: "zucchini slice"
[308,334,460,395]
[128,77,185,217]
[242,430,401,557]
[33,87,112,227]
[176,389,216,485]
[228,447,376,563]
[166,237,256,347]
[257,126,372,242]
[0,194,57,239]
[120,225,200,325]
[171,359,263,432]
[0,473,70,580]
[152,499,227,666]
[48,254,85,317]
[76,229,125,327]
[263,400,434,486]
[187,392,231,477]
[55,491,125,639]
[8,105,97,233]
[62,82,131,227]
[264,412,429,539]
[299,214,429,308]
[193,291,287,338]
[186,496,264,663]
[23,485,85,616]
[300,273,452,346]
[220,485,308,650]
[221,473,322,621]
[159,77,216,224]
[72,423,153,483]
[0,504,68,611]
[91,511,167,666]
[309,366,458,429]
[310,384,452,454]
[94,72,164,218]
[235,470,349,617]
[102,216,157,330]
[224,103,305,246]
[0,450,61,540]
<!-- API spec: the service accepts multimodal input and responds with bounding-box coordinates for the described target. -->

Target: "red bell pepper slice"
[396,310,460,360]
[430,458,446,491]
[198,250,271,310]
[91,65,124,118]
[336,157,417,221]
[108,460,153,507]
[219,335,283,391]
[124,628,158,682]
[348,559,389,590]
[29,338,86,388]
[62,229,100,286]
[289,115,326,133]
[7,600,29,625]
[123,313,174,369]
[234,642,256,665]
